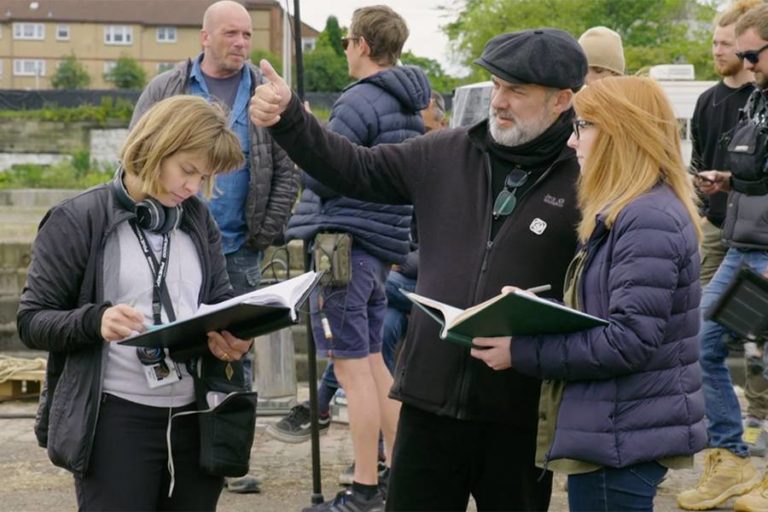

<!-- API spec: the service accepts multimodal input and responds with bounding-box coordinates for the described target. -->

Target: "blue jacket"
[510,184,706,468]
[286,65,430,263]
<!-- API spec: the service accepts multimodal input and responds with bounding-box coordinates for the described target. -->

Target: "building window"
[302,37,316,52]
[56,25,70,40]
[156,62,175,73]
[13,59,45,76]
[103,61,117,74]
[104,25,133,45]
[156,26,176,43]
[13,23,44,40]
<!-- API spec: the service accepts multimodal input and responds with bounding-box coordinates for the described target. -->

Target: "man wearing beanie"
[250,28,586,510]
[578,26,625,85]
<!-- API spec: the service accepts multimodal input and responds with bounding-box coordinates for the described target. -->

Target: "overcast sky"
[294,0,466,75]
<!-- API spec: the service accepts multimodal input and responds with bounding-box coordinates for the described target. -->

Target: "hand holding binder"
[119,271,322,356]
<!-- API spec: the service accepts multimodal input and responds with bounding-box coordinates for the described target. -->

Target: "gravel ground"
[3,388,767,512]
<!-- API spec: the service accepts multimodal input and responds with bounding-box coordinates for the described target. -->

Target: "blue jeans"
[225,247,263,391]
[382,270,416,373]
[700,248,768,456]
[567,461,667,512]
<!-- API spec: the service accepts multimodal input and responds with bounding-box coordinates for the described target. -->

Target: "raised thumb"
[260,59,282,84]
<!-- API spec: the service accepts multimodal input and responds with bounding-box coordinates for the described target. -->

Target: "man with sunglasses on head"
[677,3,768,511]
[250,28,586,511]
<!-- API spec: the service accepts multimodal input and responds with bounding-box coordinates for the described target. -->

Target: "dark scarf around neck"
[486,109,575,169]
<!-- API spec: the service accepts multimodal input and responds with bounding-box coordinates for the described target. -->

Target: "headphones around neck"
[111,167,183,234]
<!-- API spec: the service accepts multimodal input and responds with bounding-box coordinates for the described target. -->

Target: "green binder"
[404,289,608,347]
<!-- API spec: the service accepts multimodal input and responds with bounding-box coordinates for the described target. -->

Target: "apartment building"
[0,0,318,89]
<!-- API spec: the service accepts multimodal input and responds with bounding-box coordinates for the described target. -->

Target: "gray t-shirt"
[101,222,202,407]
[203,71,241,111]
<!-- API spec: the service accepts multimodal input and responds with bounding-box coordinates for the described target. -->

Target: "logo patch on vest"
[529,218,547,235]
[543,194,565,207]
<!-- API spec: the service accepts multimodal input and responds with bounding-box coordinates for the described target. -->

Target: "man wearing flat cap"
[249,28,587,511]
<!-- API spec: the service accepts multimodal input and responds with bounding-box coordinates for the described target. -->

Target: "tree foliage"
[400,51,460,94]
[317,16,345,57]
[251,48,283,75]
[103,56,147,89]
[304,46,350,92]
[444,0,719,81]
[304,16,350,92]
[51,55,91,89]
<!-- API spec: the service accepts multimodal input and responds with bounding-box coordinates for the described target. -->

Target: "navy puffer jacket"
[286,65,430,263]
[510,184,706,468]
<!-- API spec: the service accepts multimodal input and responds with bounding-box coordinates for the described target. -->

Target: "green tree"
[51,55,91,89]
[305,16,350,92]
[251,48,283,75]
[400,51,461,94]
[317,16,345,56]
[103,56,146,89]
[305,46,350,91]
[444,0,718,80]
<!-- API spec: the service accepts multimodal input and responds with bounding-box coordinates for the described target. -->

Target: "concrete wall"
[90,128,127,164]
[0,118,126,170]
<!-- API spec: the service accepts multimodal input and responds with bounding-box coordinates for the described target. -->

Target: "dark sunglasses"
[736,42,768,64]
[572,119,594,140]
[493,168,530,218]
[341,37,360,50]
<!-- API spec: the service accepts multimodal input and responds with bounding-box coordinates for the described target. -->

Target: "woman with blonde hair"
[18,95,255,511]
[471,76,706,511]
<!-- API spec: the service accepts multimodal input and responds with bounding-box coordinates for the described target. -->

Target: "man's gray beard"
[488,112,551,147]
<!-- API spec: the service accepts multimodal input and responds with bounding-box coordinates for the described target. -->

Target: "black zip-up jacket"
[271,95,580,427]
[722,88,768,249]
[16,184,233,475]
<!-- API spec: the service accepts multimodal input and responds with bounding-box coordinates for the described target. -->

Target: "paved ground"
[1,384,766,512]
[0,202,764,511]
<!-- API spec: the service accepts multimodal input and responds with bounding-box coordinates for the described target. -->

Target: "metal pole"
[291,0,322,505]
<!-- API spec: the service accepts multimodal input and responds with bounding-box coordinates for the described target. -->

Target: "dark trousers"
[386,404,552,511]
[567,461,667,512]
[74,394,223,511]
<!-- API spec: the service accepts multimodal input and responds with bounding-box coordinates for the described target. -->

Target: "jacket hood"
[359,65,431,112]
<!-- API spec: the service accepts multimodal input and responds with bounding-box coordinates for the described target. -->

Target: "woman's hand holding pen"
[207,330,252,362]
[100,304,145,342]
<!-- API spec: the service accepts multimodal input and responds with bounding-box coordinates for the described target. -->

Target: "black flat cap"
[474,28,587,91]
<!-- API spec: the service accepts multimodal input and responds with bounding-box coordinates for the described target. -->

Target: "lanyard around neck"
[129,219,176,325]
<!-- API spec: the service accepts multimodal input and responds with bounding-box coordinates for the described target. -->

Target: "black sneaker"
[339,460,388,486]
[378,467,390,501]
[225,474,261,494]
[301,488,384,512]
[265,403,330,443]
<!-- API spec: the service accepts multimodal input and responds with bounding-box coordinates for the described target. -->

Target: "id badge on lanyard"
[130,220,182,389]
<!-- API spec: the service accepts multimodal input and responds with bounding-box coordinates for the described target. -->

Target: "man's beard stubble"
[488,106,553,147]
[715,58,744,78]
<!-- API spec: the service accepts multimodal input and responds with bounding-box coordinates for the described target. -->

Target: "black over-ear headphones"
[110,167,183,234]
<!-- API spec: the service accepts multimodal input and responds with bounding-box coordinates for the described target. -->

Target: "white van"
[449,77,717,167]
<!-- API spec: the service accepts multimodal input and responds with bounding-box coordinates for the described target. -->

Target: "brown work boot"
[735,473,768,512]
[676,448,760,510]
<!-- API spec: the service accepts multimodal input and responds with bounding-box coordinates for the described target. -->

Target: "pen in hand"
[524,284,552,294]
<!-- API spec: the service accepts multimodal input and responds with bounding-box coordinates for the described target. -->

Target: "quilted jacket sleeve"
[510,202,695,381]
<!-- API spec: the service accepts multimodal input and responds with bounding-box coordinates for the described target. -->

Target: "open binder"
[707,265,768,340]
[119,271,322,354]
